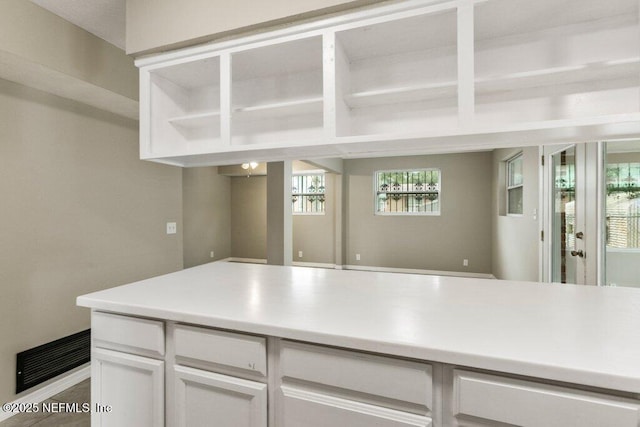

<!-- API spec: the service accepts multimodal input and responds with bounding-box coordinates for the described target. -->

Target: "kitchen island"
[77,261,640,426]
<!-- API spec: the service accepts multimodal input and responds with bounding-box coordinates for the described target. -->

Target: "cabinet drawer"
[173,324,267,377]
[454,370,640,427]
[280,341,432,409]
[92,311,164,358]
[281,386,431,427]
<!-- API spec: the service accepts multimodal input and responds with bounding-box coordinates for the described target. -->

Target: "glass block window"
[375,169,440,215]
[507,153,524,215]
[292,174,325,214]
[606,162,640,249]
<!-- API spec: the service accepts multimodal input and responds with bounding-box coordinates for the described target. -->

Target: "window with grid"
[606,162,640,249]
[292,174,325,214]
[375,169,440,215]
[507,153,524,215]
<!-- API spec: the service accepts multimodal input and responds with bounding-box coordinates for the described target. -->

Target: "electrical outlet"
[210,251,215,258]
[298,251,303,258]
[356,254,361,261]
[463,259,469,267]
[166,222,177,234]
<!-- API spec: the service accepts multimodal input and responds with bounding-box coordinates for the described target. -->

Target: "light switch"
[166,222,177,234]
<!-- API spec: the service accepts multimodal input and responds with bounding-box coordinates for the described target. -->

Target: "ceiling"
[30,0,126,50]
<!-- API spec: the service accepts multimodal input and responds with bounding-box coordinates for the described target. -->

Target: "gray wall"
[126,0,384,55]
[1,0,137,101]
[0,79,182,406]
[491,146,540,281]
[183,167,231,268]
[344,153,493,274]
[230,176,267,259]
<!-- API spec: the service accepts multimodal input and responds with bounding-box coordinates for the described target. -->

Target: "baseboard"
[226,259,339,270]
[344,264,496,279]
[0,363,90,422]
[226,257,267,264]
[292,261,336,269]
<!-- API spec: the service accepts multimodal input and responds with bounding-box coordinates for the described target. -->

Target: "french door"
[542,143,601,285]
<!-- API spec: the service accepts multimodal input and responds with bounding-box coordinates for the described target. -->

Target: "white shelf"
[168,111,221,129]
[233,97,323,120]
[477,57,640,95]
[345,82,457,109]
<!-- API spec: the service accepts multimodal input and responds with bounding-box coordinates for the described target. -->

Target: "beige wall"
[491,146,540,281]
[1,0,137,101]
[183,167,231,268]
[126,0,385,55]
[293,173,336,265]
[0,78,182,405]
[230,176,267,259]
[344,153,493,273]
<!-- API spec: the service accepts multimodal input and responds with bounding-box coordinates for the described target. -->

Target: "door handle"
[570,250,585,258]
[575,231,584,239]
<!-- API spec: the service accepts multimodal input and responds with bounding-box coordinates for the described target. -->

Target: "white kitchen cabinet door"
[173,365,267,427]
[281,386,431,427]
[92,348,165,427]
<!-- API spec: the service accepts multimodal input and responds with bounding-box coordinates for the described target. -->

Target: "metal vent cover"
[16,329,90,393]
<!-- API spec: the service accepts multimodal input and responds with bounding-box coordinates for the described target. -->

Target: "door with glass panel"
[543,144,599,285]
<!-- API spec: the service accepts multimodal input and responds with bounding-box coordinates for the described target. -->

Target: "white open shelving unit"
[137,0,640,166]
[231,36,324,146]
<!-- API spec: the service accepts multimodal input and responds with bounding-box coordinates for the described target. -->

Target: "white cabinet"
[91,312,166,427]
[333,5,459,137]
[145,55,222,158]
[280,386,431,427]
[474,0,640,126]
[174,365,266,427]
[449,370,640,427]
[90,312,640,427]
[136,0,640,166]
[169,324,268,427]
[231,36,324,147]
[92,348,165,427]
[278,340,434,427]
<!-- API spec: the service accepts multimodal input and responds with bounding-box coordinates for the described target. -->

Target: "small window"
[292,174,325,214]
[375,169,440,215]
[606,162,640,249]
[507,153,524,215]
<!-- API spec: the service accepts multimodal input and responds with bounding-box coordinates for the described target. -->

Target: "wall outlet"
[356,254,361,261]
[298,251,303,258]
[210,251,215,258]
[463,259,469,267]
[166,222,177,234]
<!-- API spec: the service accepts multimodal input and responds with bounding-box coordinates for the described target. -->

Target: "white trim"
[292,261,336,269]
[0,364,90,422]
[606,247,640,253]
[344,264,495,279]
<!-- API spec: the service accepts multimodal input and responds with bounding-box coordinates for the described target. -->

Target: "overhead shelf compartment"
[147,55,222,157]
[231,36,324,146]
[474,0,640,125]
[334,6,459,137]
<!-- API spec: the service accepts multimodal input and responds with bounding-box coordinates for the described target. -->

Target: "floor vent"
[16,329,90,393]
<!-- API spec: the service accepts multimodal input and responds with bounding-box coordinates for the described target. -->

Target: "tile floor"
[0,379,90,427]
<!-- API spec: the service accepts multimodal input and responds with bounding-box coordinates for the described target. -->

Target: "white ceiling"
[30,0,126,50]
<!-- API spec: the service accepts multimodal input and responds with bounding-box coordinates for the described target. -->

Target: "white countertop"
[77,261,640,394]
